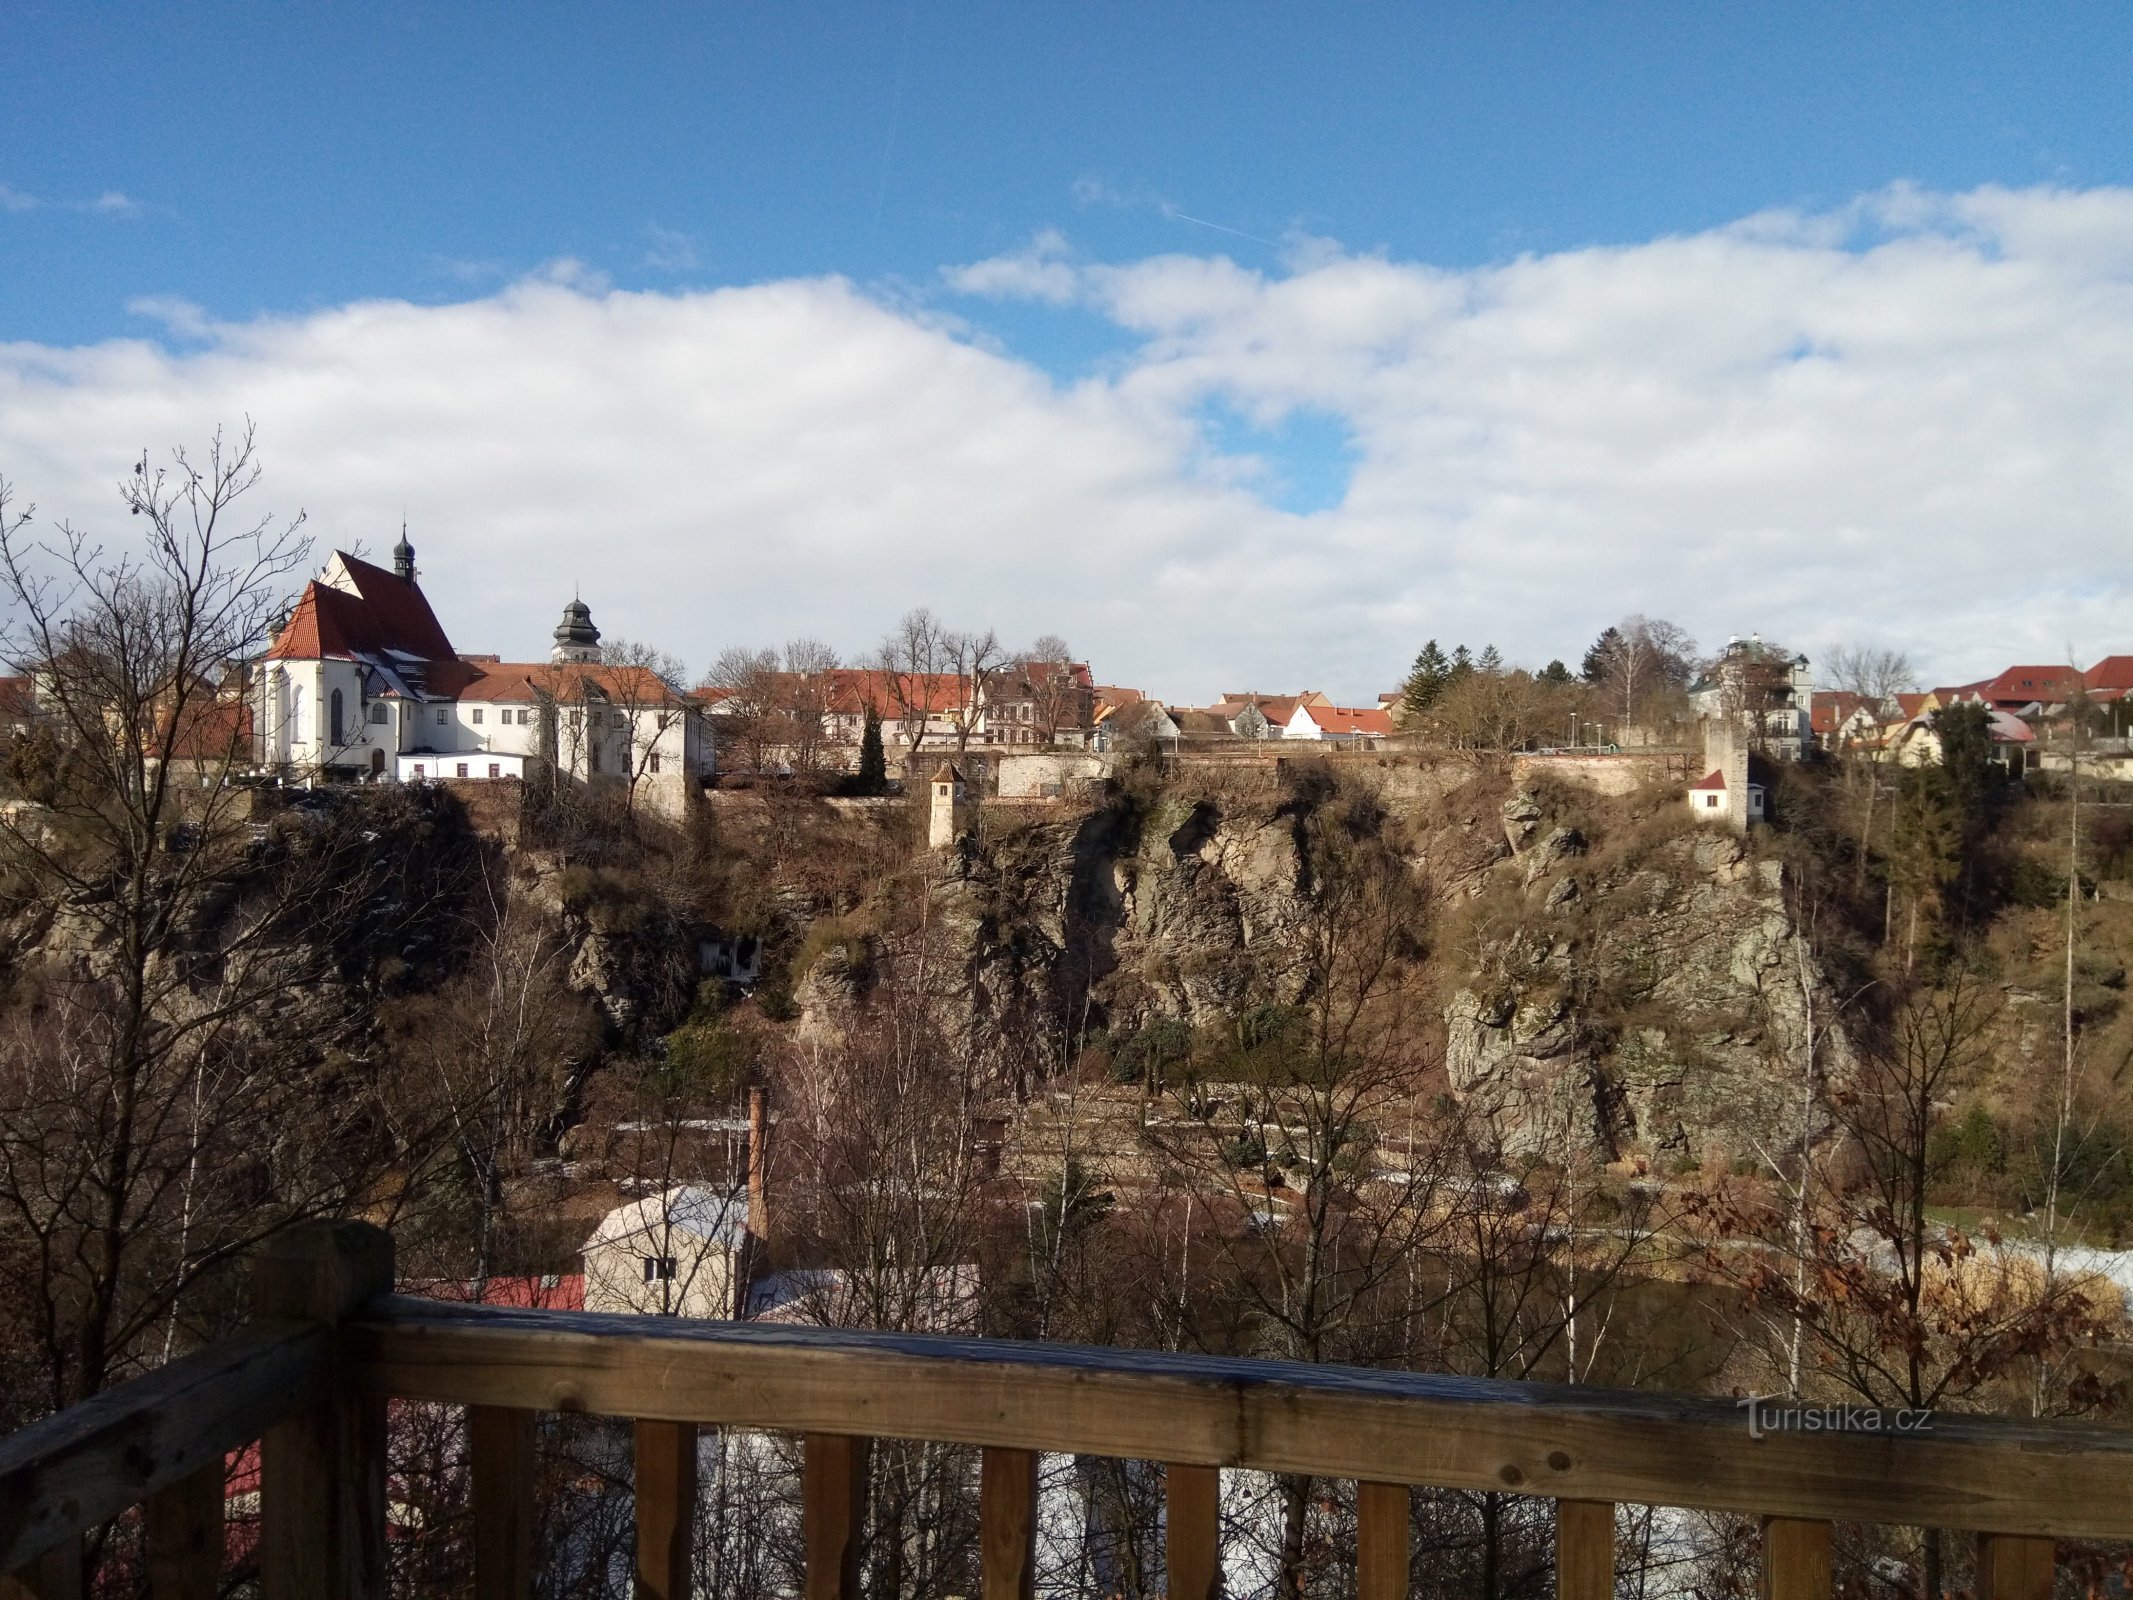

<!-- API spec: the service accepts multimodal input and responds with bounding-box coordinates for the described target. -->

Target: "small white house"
[582,1185,752,1318]
[1687,766,1764,828]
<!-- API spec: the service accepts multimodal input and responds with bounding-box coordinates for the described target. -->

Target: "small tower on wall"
[928,762,968,850]
[552,596,603,665]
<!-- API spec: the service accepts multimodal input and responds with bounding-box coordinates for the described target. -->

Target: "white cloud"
[5,184,2133,700]
[0,185,39,214]
[0,184,144,217]
[79,191,139,217]
[125,297,216,340]
[644,222,699,273]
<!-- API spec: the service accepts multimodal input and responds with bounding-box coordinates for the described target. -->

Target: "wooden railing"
[5,1220,2133,1599]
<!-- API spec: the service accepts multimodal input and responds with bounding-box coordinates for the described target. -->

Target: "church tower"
[393,526,417,583]
[552,596,603,665]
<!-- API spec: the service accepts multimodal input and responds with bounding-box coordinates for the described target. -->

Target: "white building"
[1688,637,1814,759]
[582,1185,754,1319]
[255,536,710,814]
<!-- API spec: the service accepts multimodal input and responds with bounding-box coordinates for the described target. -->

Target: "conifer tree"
[1400,639,1452,720]
[856,705,888,795]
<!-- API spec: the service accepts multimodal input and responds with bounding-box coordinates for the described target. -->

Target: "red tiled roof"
[266,552,456,665]
[1296,704,1395,737]
[420,1273,585,1311]
[2085,655,2133,693]
[1979,664,2082,706]
[455,661,684,706]
[1810,691,1867,735]
[1894,693,1930,719]
[826,669,964,716]
[1690,769,1727,792]
[161,700,253,760]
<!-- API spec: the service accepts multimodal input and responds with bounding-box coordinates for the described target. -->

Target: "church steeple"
[392,521,416,583]
[551,594,603,664]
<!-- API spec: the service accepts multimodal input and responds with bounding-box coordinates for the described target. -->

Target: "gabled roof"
[1689,769,1727,792]
[2085,655,2133,693]
[584,1185,748,1254]
[454,661,685,707]
[1291,703,1395,737]
[267,551,456,665]
[1978,664,2082,707]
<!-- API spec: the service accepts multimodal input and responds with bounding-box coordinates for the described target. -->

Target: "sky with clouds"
[4,5,2133,700]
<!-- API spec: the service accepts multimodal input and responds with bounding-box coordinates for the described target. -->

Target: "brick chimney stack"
[746,1083,769,1242]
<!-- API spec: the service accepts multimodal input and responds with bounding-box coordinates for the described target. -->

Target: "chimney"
[746,1083,769,1242]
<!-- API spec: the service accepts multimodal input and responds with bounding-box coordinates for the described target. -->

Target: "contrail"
[1159,202,1279,248]
[873,0,920,231]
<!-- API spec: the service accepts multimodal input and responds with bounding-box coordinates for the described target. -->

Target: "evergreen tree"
[1449,644,1475,684]
[1476,644,1504,677]
[1581,627,1623,684]
[856,706,889,795]
[1400,639,1452,719]
[1539,659,1572,686]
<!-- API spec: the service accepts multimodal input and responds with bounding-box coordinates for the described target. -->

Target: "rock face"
[797,764,1854,1168]
[1446,807,1850,1161]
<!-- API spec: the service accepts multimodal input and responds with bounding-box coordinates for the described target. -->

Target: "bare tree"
[0,429,454,1413]
[1593,615,1696,733]
[599,636,691,816]
[943,626,1002,759]
[1825,644,1915,716]
[780,637,840,775]
[706,647,783,775]
[875,608,951,768]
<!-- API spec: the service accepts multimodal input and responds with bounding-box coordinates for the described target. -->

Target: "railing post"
[256,1220,394,1600]
[803,1433,869,1600]
[1977,1534,2056,1600]
[146,1462,225,1600]
[1556,1500,1614,1600]
[0,1538,82,1600]
[979,1446,1038,1600]
[1164,1463,1220,1600]
[1759,1516,1832,1600]
[1356,1481,1409,1600]
[633,1420,697,1600]
[470,1407,538,1600]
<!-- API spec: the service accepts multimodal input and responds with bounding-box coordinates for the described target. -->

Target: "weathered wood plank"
[470,1407,537,1600]
[1759,1517,1831,1600]
[1356,1481,1409,1600]
[0,1538,81,1600]
[1164,1463,1220,1600]
[0,1328,325,1575]
[1556,1499,1613,1600]
[1976,1533,2056,1600]
[802,1434,867,1600]
[146,1461,225,1600]
[349,1298,2133,1539]
[980,1447,1038,1600]
[633,1420,696,1600]
[259,1222,393,1600]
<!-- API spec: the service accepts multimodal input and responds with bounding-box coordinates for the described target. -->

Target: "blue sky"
[5,4,2133,696]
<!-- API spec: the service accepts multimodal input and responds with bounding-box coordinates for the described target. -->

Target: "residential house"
[1688,637,1813,758]
[1890,706,2038,771]
[256,536,709,814]
[1283,701,1395,745]
[979,658,1097,748]
[581,1184,755,1319]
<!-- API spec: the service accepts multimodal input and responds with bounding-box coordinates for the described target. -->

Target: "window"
[434,708,447,725]
[1705,794,1718,809]
[329,688,344,745]
[648,751,661,773]
[412,763,425,778]
[488,763,501,779]
[368,702,387,725]
[517,708,531,725]
[456,762,469,778]
[471,708,484,724]
[641,1256,677,1282]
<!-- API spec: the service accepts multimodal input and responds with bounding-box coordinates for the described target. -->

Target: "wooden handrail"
[0,1325,329,1575]
[350,1294,2133,1540]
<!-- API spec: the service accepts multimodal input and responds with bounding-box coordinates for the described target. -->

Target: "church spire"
[393,520,416,583]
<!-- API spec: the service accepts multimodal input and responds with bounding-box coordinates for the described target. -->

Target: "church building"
[254,533,710,815]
